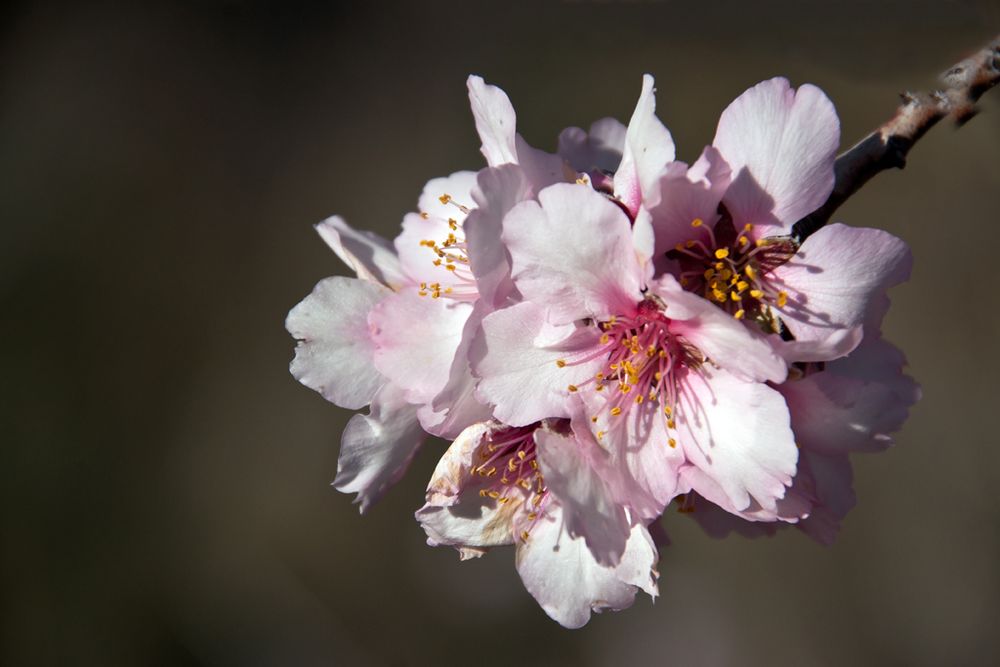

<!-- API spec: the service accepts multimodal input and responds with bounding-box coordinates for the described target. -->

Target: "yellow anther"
[520,530,530,542]
[743,223,753,231]
[691,218,704,227]
[685,240,696,248]
[750,289,763,299]
[664,405,672,416]
[712,289,727,302]
[479,489,488,497]
[420,212,429,219]
[596,430,605,440]
[620,384,632,394]
[611,407,622,416]
[555,359,566,368]
[446,264,456,271]
[745,265,757,280]
[756,238,766,247]
[487,490,500,499]
[448,218,458,230]
[530,460,538,469]
[734,309,746,320]
[668,438,677,448]
[703,268,716,280]
[658,350,667,359]
[736,280,749,292]
[595,385,604,392]
[715,248,730,259]
[730,292,741,302]
[439,194,452,204]
[433,258,442,266]
[591,416,598,423]
[777,291,789,308]
[738,236,749,246]
[635,395,644,405]
[567,384,578,393]
[517,450,526,460]
[674,243,683,252]
[444,287,453,294]
[679,277,689,286]
[667,419,676,429]
[600,333,610,344]
[654,371,662,381]
[715,262,725,270]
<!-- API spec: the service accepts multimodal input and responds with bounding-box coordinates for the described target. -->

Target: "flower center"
[416,193,478,301]
[559,299,703,448]
[671,217,797,330]
[473,423,548,540]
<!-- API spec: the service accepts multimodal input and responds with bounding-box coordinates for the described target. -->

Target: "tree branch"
[793,33,1000,242]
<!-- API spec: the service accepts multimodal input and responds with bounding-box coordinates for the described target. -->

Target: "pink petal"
[333,383,425,513]
[778,337,919,454]
[713,78,839,237]
[650,275,787,383]
[557,117,627,174]
[534,426,631,566]
[796,451,855,546]
[419,303,494,439]
[503,183,644,324]
[675,365,798,513]
[771,224,912,343]
[315,216,406,289]
[473,302,606,426]
[286,276,389,410]
[464,164,533,307]
[515,506,658,629]
[650,146,732,261]
[370,290,473,405]
[614,75,676,215]
[467,75,518,167]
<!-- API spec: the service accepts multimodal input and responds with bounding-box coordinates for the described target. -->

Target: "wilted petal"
[334,383,425,513]
[286,276,389,409]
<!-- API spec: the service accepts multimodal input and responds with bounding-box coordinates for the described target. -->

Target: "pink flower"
[473,182,802,522]
[653,78,911,359]
[415,420,658,628]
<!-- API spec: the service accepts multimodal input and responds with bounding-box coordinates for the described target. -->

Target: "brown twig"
[793,33,1000,242]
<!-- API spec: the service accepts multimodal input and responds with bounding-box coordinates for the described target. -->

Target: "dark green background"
[3,1,999,664]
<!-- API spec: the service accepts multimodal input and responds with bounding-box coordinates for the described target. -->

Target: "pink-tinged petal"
[467,75,518,167]
[683,493,781,540]
[416,171,479,220]
[415,422,518,551]
[714,78,839,237]
[286,276,389,410]
[797,451,855,546]
[464,164,533,307]
[515,506,658,629]
[473,302,606,426]
[650,275,787,383]
[632,206,656,280]
[515,134,572,193]
[778,337,919,454]
[580,392,684,521]
[370,290,473,405]
[557,117,627,174]
[534,426,630,566]
[650,146,732,259]
[771,224,912,343]
[419,303,494,439]
[315,216,406,289]
[614,75,676,215]
[675,365,798,513]
[333,383,425,513]
[394,171,480,288]
[504,183,643,324]
[773,325,863,363]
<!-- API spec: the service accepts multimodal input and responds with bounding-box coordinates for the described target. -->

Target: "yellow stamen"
[715,248,730,259]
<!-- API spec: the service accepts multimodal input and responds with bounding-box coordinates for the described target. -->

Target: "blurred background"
[2,1,999,664]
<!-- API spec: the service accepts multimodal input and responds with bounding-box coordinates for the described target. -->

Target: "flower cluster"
[287,75,919,627]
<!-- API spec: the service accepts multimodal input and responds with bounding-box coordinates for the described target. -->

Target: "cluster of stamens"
[557,300,701,449]
[672,218,791,327]
[473,425,546,542]
[416,194,478,300]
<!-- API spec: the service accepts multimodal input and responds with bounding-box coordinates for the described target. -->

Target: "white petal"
[614,75,676,214]
[334,383,425,513]
[315,216,406,289]
[516,506,658,629]
[467,75,518,167]
[286,276,389,409]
